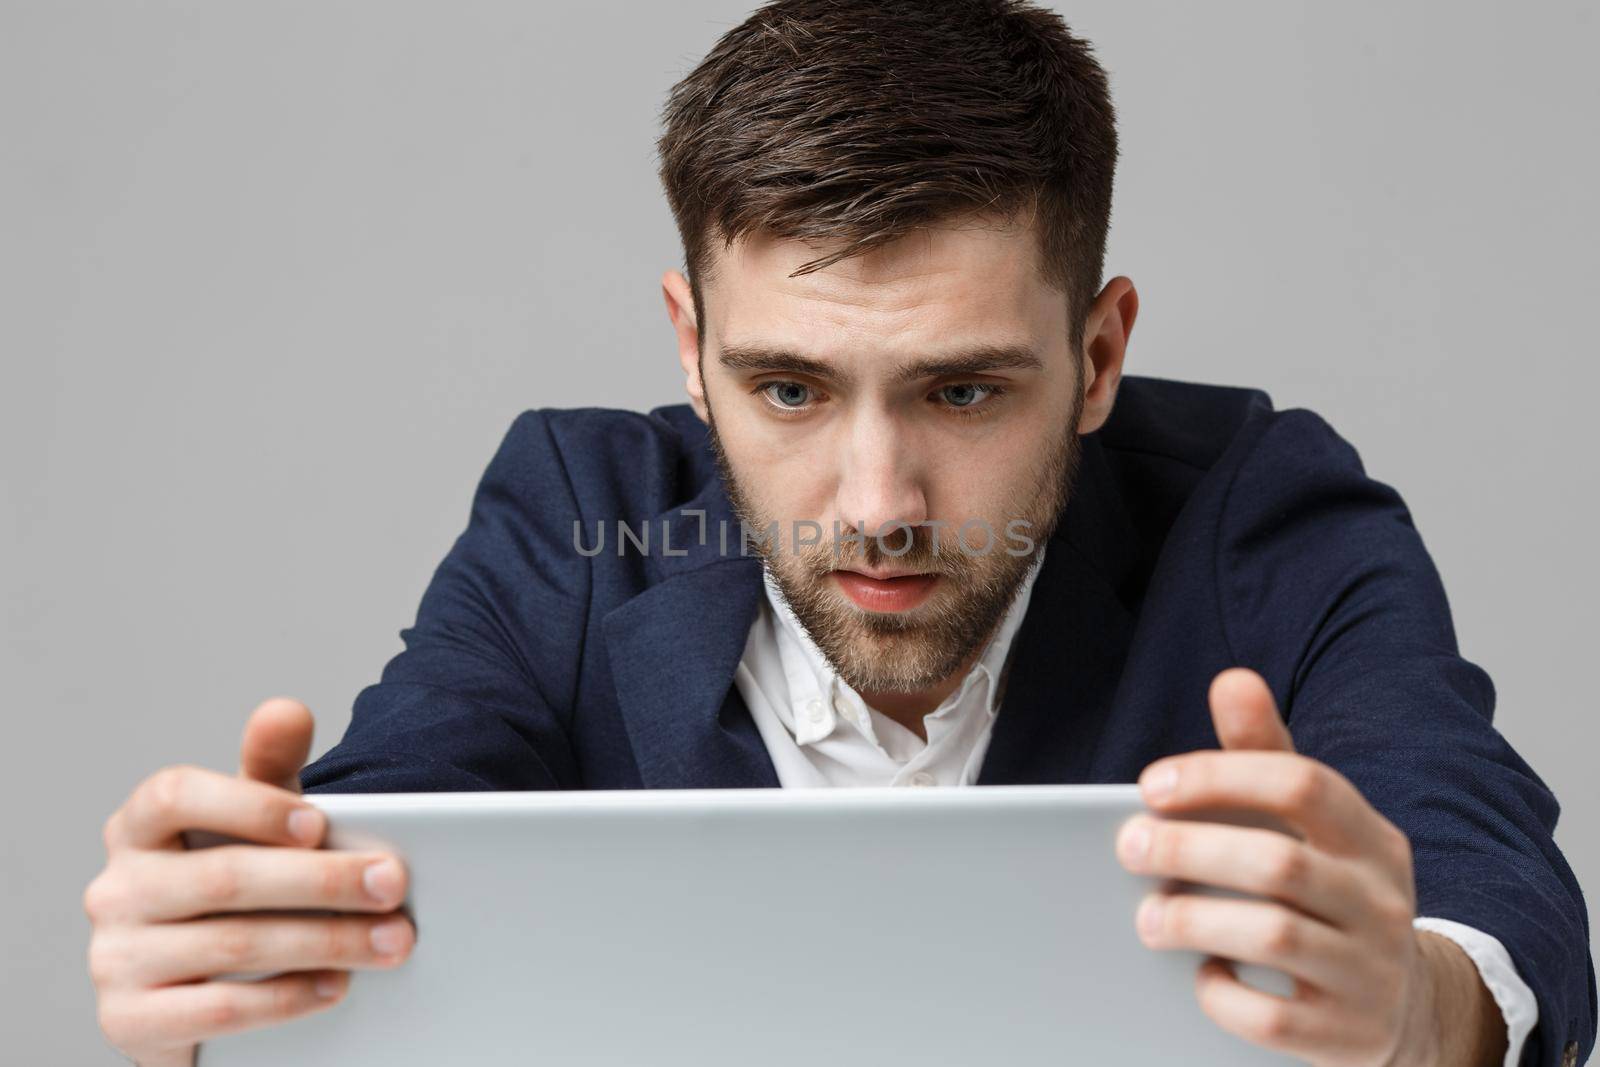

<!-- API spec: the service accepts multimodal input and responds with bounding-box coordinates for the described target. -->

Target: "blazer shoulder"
[1099,374,1278,471]
[1092,376,1279,546]
[503,403,713,520]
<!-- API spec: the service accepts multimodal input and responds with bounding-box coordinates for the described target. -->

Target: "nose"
[832,407,928,544]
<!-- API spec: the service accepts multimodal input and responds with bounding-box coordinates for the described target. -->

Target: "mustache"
[796,521,977,579]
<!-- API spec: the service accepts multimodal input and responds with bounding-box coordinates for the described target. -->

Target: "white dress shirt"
[732,545,1537,1065]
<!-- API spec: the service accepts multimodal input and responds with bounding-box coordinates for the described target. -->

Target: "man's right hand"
[84,698,416,1067]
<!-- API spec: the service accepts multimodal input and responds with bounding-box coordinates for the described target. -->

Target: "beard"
[704,385,1083,696]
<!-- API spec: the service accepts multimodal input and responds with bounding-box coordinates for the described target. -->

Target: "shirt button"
[805,699,826,724]
[909,772,936,787]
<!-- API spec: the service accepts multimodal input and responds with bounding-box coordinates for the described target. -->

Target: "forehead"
[702,213,1066,353]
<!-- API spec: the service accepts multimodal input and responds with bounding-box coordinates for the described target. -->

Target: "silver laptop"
[196,784,1296,1066]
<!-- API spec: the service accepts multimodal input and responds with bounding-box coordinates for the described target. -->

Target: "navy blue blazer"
[300,374,1593,1065]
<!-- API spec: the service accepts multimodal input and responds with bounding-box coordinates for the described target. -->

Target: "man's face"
[694,214,1086,696]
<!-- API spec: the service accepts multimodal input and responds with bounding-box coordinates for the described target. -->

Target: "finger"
[1209,668,1293,753]
[1137,750,1395,858]
[1193,956,1351,1060]
[1116,816,1375,929]
[239,697,315,793]
[107,765,326,852]
[95,969,349,1051]
[109,846,407,923]
[1136,890,1366,997]
[95,912,415,988]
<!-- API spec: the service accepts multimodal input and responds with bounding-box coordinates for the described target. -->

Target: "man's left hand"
[1115,667,1506,1066]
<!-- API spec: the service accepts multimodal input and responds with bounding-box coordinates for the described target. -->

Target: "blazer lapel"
[603,477,780,789]
[978,431,1143,785]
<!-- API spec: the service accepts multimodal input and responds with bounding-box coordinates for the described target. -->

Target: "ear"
[662,269,709,424]
[1076,275,1138,435]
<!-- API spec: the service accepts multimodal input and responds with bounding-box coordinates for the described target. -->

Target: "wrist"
[1403,929,1508,1067]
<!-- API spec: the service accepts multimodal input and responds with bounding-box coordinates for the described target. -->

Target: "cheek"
[925,429,1035,523]
[718,418,838,521]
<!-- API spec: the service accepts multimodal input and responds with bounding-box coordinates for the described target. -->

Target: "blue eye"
[761,381,813,409]
[936,383,1006,414]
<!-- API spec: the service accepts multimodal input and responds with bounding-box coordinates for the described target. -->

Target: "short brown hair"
[656,0,1118,354]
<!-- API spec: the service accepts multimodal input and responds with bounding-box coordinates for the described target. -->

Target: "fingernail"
[315,973,344,998]
[363,858,402,903]
[287,808,323,845]
[1119,819,1151,865]
[1141,763,1178,801]
[370,918,410,956]
[1137,895,1165,940]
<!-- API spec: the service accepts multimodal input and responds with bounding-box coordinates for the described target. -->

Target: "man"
[84,2,1593,1065]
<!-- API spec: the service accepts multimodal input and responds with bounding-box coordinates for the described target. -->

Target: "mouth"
[831,569,942,613]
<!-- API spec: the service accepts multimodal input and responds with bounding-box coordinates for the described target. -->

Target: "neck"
[857,641,988,743]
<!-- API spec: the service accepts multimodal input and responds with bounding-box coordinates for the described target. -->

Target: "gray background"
[3,1,1595,1061]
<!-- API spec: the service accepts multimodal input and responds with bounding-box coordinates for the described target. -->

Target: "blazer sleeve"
[1216,407,1595,1067]
[299,410,589,794]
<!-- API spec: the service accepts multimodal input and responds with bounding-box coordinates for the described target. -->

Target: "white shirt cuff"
[1413,915,1538,1067]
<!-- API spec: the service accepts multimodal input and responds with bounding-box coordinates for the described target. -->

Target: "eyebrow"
[716,343,1044,386]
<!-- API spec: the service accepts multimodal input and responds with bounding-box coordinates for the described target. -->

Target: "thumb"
[1209,667,1293,752]
[239,697,315,794]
